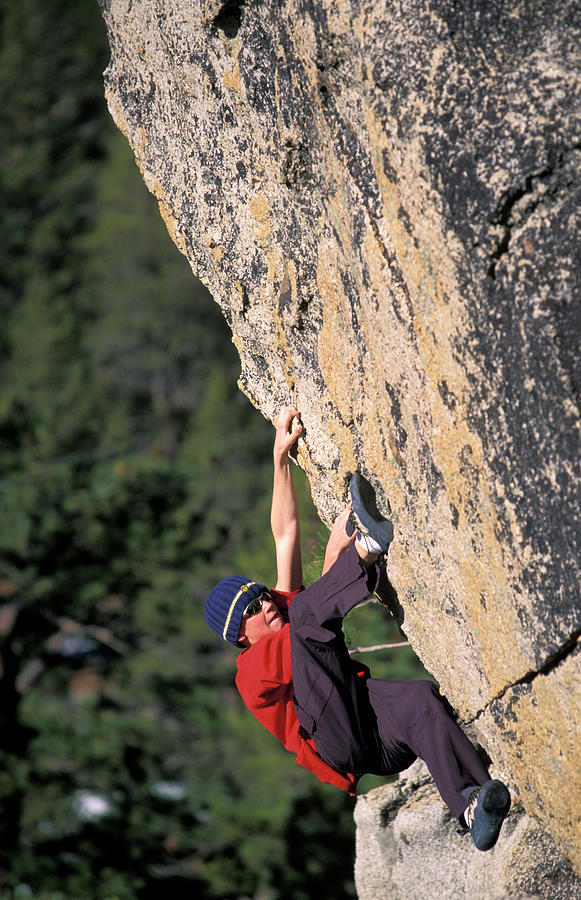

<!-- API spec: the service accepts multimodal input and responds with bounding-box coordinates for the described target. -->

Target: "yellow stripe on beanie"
[222,581,257,641]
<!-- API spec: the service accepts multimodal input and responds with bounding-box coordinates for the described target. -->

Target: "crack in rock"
[468,627,581,725]
[487,144,581,279]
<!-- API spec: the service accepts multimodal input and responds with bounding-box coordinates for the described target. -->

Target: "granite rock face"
[97,0,581,876]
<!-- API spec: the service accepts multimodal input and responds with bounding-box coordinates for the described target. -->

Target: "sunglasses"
[242,591,270,618]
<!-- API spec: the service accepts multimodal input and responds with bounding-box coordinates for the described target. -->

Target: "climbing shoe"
[349,473,394,552]
[463,780,511,851]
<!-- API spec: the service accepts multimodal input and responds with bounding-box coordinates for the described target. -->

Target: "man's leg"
[289,543,384,774]
[367,678,490,818]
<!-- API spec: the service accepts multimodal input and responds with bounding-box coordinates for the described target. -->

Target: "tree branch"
[348,640,410,654]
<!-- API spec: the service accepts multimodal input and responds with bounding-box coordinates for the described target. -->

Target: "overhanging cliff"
[97,0,581,877]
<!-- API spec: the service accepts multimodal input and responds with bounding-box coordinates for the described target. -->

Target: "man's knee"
[288,585,340,639]
[288,589,312,628]
[403,680,451,734]
[409,680,445,710]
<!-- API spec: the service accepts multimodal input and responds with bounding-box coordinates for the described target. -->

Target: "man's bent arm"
[271,406,303,593]
[321,507,357,574]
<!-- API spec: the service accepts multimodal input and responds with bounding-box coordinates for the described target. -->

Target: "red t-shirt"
[235,587,359,795]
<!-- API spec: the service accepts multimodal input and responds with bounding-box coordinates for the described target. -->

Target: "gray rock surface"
[354,762,581,900]
[97,0,581,881]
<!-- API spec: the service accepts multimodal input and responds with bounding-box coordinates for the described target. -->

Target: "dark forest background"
[0,1,427,897]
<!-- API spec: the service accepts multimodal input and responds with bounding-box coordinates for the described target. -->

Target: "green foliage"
[0,0,432,896]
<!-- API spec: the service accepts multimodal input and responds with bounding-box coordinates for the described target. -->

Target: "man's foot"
[349,473,394,553]
[463,780,511,851]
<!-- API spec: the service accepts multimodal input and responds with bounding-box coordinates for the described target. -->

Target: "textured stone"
[354,762,581,900]
[475,645,581,872]
[97,0,581,877]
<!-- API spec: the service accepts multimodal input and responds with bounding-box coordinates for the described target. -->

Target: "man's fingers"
[282,409,302,438]
[277,405,299,429]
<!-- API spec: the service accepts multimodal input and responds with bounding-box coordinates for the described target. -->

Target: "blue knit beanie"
[204,576,268,645]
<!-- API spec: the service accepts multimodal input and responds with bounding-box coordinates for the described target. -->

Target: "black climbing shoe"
[464,780,511,851]
[349,473,394,552]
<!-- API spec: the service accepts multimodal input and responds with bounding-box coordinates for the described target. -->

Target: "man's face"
[238,592,283,646]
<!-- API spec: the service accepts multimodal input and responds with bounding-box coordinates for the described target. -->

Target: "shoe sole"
[349,474,394,549]
[473,780,511,851]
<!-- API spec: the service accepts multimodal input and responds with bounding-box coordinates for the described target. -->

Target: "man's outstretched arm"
[271,405,303,593]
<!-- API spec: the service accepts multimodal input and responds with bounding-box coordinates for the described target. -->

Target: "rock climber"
[204,405,511,851]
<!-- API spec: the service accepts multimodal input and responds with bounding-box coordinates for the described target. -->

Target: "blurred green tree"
[0,0,427,896]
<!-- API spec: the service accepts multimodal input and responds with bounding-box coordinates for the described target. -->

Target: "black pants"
[289,544,490,818]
